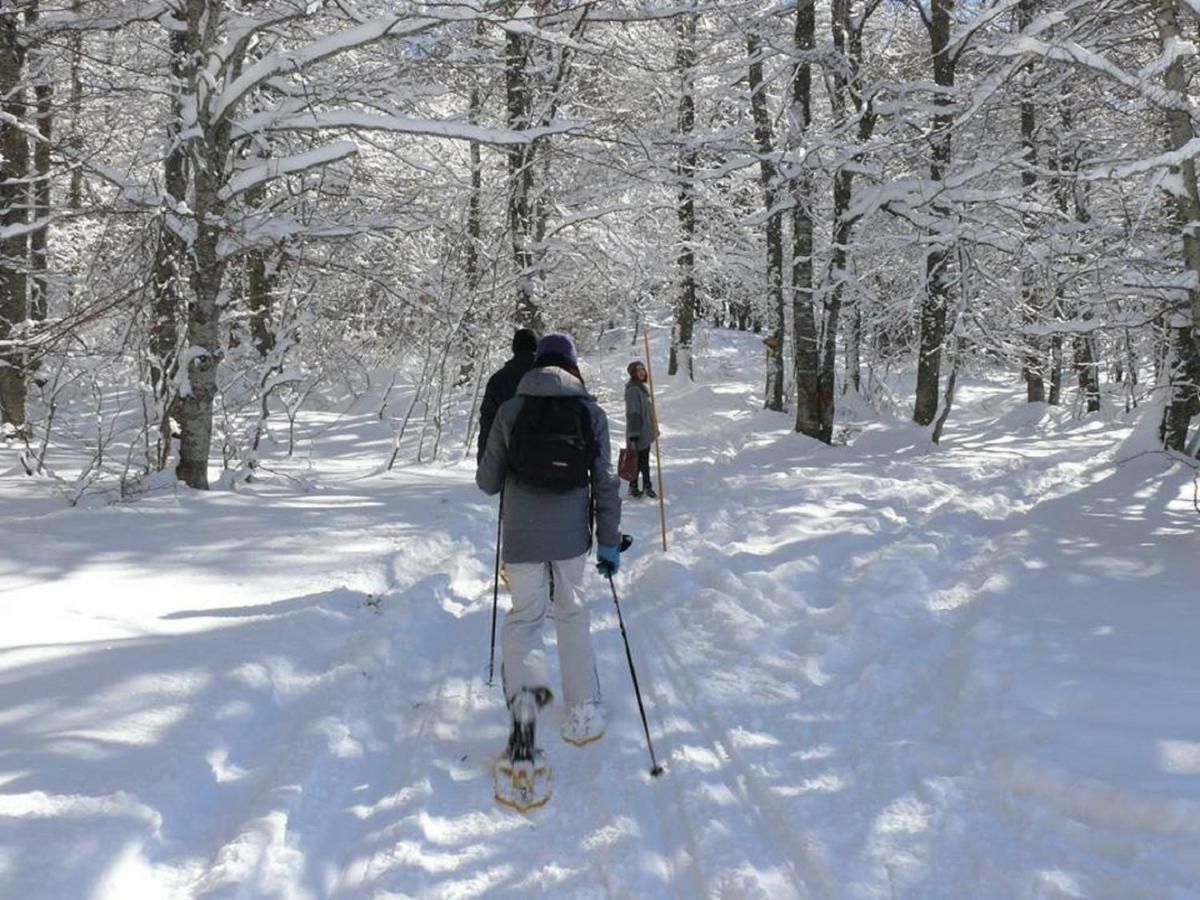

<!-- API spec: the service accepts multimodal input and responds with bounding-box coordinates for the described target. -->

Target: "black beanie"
[512,328,538,355]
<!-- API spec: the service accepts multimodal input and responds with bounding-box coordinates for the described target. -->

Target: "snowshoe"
[493,751,551,813]
[561,699,607,747]
[494,688,552,812]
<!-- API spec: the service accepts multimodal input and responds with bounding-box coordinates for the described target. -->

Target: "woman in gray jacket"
[476,333,622,807]
[624,360,657,498]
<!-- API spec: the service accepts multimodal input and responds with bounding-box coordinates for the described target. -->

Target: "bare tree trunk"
[1017,0,1046,402]
[1162,325,1200,449]
[1074,334,1101,413]
[846,305,862,393]
[916,249,953,425]
[505,24,541,331]
[931,337,960,444]
[247,249,276,359]
[830,0,878,401]
[791,0,822,438]
[1051,102,1101,414]
[1048,334,1063,405]
[0,13,29,436]
[241,158,277,360]
[457,29,486,387]
[913,0,956,427]
[1153,0,1200,450]
[455,140,484,388]
[509,4,587,334]
[176,153,229,489]
[821,1,866,433]
[174,0,236,489]
[467,103,482,292]
[747,30,784,409]
[669,10,697,379]
[150,22,193,404]
[821,170,852,437]
[25,1,49,323]
[1123,326,1138,411]
[69,0,82,210]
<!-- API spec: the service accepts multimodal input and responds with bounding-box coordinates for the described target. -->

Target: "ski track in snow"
[2,329,1199,898]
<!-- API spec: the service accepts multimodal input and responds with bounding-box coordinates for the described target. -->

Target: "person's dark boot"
[494,687,552,811]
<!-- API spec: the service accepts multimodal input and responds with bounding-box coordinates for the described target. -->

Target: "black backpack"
[508,395,597,491]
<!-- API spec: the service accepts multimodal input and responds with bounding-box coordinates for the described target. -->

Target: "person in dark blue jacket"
[477,329,538,463]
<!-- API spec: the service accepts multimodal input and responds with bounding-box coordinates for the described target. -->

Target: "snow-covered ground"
[2,328,1198,899]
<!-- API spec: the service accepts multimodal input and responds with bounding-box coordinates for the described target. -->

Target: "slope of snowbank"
[1,328,1197,898]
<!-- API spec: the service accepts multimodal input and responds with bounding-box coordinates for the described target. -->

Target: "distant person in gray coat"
[476,328,539,464]
[624,360,657,498]
[476,333,622,755]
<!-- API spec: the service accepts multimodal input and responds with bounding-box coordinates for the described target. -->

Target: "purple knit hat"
[535,333,578,365]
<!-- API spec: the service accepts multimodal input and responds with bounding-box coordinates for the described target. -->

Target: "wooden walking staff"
[642,331,668,551]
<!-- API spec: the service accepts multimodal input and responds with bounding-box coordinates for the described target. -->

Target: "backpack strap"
[587,480,595,552]
[582,399,596,550]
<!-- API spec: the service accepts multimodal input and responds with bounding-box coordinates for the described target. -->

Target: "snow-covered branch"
[211,14,444,123]
[993,35,1195,115]
[33,0,169,32]
[231,110,587,145]
[220,141,360,200]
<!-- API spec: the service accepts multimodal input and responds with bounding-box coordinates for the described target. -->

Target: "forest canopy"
[1,0,1198,493]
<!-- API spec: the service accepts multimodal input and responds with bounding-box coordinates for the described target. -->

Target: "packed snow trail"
[1,329,1198,898]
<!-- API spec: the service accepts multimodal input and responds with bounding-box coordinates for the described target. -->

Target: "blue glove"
[596,543,620,577]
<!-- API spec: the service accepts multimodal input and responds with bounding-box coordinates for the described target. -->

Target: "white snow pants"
[502,553,601,710]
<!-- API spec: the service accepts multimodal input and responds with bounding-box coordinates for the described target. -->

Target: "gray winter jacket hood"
[517,366,585,399]
[476,366,622,563]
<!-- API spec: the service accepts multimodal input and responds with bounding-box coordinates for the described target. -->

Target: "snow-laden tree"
[9,0,1200,496]
[982,0,1200,450]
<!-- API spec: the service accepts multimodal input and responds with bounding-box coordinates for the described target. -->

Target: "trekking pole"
[488,490,503,686]
[642,331,668,552]
[607,572,665,777]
